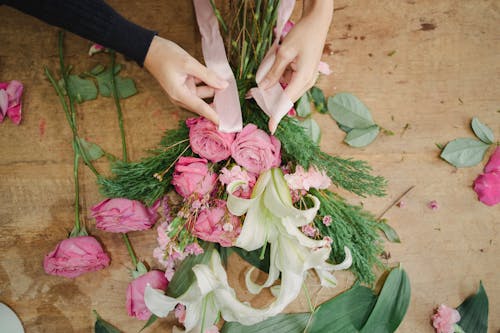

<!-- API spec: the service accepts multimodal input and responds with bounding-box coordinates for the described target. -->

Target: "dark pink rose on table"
[473,147,500,206]
[126,270,168,320]
[91,198,160,233]
[172,157,218,198]
[43,236,110,278]
[231,124,281,174]
[193,200,241,247]
[0,80,23,125]
[186,117,235,163]
[431,304,460,333]
[484,147,500,173]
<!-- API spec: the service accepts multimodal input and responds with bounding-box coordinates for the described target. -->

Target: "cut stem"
[110,51,128,162]
[122,233,138,268]
[73,142,81,233]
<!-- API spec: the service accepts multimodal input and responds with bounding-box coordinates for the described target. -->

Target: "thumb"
[260,48,295,89]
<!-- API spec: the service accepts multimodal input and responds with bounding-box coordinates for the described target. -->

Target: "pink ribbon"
[193,0,296,134]
[193,0,242,133]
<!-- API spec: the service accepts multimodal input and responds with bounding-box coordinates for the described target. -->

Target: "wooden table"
[0,1,498,332]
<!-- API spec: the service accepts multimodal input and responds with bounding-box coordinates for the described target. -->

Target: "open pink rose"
[126,270,168,320]
[43,236,110,278]
[0,80,23,125]
[474,147,500,206]
[431,304,460,333]
[91,198,160,233]
[187,117,235,163]
[193,200,241,247]
[231,124,281,174]
[172,157,218,198]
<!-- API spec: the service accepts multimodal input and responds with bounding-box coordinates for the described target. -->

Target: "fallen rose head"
[192,200,241,247]
[91,198,160,233]
[231,124,281,174]
[484,146,500,173]
[127,270,168,320]
[0,80,23,125]
[43,236,110,278]
[187,117,235,163]
[473,171,500,206]
[172,157,218,198]
[431,304,460,333]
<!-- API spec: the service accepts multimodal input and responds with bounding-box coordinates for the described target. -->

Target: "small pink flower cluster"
[474,147,500,206]
[285,165,332,191]
[0,80,23,125]
[431,304,460,333]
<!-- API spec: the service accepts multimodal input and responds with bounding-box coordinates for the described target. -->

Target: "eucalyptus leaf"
[377,222,401,243]
[96,64,137,98]
[167,243,214,297]
[338,123,353,133]
[328,93,375,128]
[296,93,311,117]
[440,138,490,167]
[344,125,379,148]
[300,118,321,144]
[94,311,122,333]
[90,64,106,76]
[360,267,411,333]
[471,117,495,144]
[232,245,270,274]
[457,281,489,333]
[60,75,98,103]
[76,137,105,161]
[310,86,327,114]
[221,313,309,333]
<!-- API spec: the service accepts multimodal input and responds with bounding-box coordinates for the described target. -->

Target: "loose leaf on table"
[221,313,309,333]
[457,281,489,333]
[309,86,327,114]
[94,310,121,333]
[60,75,98,103]
[376,221,401,243]
[296,93,311,117]
[95,64,137,98]
[344,125,379,148]
[440,138,490,167]
[76,137,105,161]
[328,93,375,128]
[338,123,353,133]
[471,117,495,144]
[360,267,411,333]
[300,117,321,144]
[232,245,270,273]
[166,243,214,297]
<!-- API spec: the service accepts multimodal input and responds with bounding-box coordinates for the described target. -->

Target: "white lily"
[227,168,352,315]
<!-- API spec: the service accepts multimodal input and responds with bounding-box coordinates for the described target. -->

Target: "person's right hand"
[144,35,228,124]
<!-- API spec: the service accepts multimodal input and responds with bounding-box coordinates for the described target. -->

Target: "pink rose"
[473,147,500,206]
[431,304,460,333]
[231,124,281,174]
[187,117,235,163]
[43,236,110,278]
[0,80,23,125]
[126,270,168,320]
[172,157,218,198]
[91,198,160,233]
[193,200,241,247]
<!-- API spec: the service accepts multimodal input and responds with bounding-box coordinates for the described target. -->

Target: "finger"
[196,85,216,99]
[186,59,228,89]
[176,88,219,125]
[284,70,312,102]
[261,47,296,89]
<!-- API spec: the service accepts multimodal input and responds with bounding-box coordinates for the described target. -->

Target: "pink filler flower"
[431,304,460,333]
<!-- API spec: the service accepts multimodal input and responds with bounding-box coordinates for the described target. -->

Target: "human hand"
[260,0,333,102]
[144,36,228,124]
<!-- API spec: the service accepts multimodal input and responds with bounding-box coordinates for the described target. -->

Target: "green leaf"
[344,125,379,147]
[61,75,98,103]
[90,64,106,76]
[310,86,327,114]
[167,243,214,297]
[132,261,148,279]
[96,64,137,99]
[377,222,401,243]
[232,245,270,273]
[296,93,311,117]
[360,267,411,333]
[300,118,321,144]
[337,123,353,133]
[457,281,489,333]
[76,137,105,161]
[114,76,138,99]
[139,314,158,332]
[328,93,375,128]
[471,117,495,144]
[440,138,491,167]
[221,313,309,333]
[94,310,122,333]
[308,283,377,333]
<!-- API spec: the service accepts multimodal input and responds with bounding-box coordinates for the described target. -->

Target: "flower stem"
[122,233,138,268]
[302,282,315,313]
[200,296,209,333]
[110,51,128,162]
[73,144,81,233]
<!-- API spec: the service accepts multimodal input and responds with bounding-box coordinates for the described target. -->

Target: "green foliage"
[232,244,271,274]
[440,138,490,168]
[311,189,384,284]
[376,221,401,243]
[61,74,98,103]
[76,137,105,161]
[222,313,309,333]
[309,86,327,114]
[93,310,121,333]
[95,64,137,99]
[139,315,158,332]
[328,93,375,129]
[457,281,489,333]
[296,93,311,117]
[471,117,495,144]
[300,117,321,144]
[344,125,380,147]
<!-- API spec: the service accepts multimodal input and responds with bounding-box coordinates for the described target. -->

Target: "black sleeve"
[3,0,157,66]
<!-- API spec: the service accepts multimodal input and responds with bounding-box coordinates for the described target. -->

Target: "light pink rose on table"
[186,117,235,163]
[473,147,500,206]
[172,157,218,198]
[0,80,24,125]
[91,198,160,233]
[193,200,241,247]
[431,304,460,333]
[231,124,281,174]
[126,270,168,320]
[43,236,110,278]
